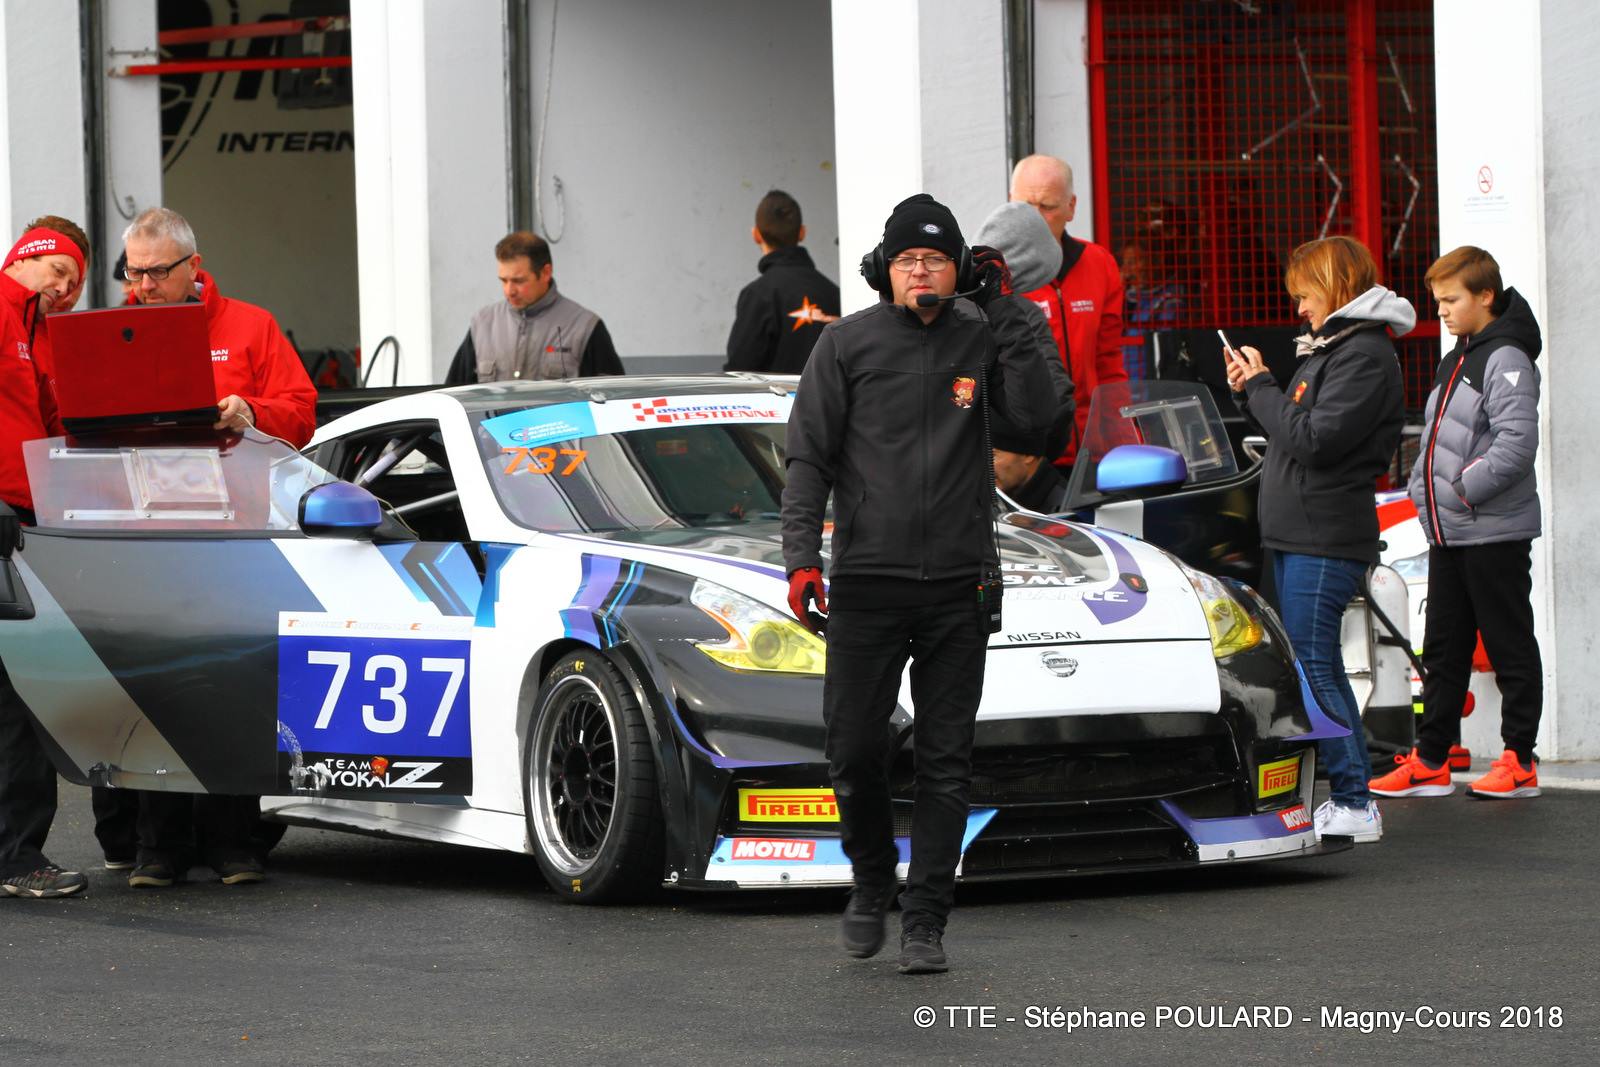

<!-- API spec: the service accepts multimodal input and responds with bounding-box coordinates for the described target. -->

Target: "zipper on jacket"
[919,323,929,579]
[1423,355,1469,547]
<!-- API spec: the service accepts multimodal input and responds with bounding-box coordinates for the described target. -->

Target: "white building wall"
[3,3,87,241]
[1538,0,1600,759]
[524,0,838,366]
[1435,0,1598,758]
[832,0,1009,313]
[100,2,163,302]
[351,0,505,385]
[1031,0,1093,238]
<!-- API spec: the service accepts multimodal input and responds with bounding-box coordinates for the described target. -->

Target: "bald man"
[1010,154,1127,465]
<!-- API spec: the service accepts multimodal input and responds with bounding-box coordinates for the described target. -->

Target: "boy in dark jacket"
[724,190,840,374]
[1372,247,1544,800]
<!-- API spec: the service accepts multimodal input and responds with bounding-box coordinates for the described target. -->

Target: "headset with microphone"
[859,242,981,306]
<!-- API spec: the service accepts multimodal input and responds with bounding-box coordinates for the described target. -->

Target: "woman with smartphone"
[1225,235,1415,844]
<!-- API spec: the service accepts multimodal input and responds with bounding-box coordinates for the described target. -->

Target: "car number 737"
[303,651,465,737]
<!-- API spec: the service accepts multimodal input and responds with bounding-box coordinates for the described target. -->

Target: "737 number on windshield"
[502,446,587,476]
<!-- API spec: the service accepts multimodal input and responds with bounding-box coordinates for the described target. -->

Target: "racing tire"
[523,651,664,903]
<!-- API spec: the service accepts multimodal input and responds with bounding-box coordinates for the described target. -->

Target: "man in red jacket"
[123,207,317,447]
[1009,154,1128,464]
[0,224,89,899]
[111,207,317,888]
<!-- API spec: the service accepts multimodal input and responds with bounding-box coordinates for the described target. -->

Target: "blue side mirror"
[300,481,383,536]
[1095,444,1188,495]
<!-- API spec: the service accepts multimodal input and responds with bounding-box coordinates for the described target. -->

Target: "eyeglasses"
[122,254,194,283]
[889,254,953,273]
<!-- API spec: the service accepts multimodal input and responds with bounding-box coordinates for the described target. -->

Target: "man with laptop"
[89,207,318,888]
[0,222,90,899]
[122,207,316,445]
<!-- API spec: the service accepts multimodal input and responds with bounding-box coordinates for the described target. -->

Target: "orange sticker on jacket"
[1292,381,1308,404]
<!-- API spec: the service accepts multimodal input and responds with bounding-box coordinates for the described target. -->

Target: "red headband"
[4,228,86,279]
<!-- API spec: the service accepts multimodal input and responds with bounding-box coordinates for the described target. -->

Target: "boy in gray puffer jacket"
[1372,246,1545,801]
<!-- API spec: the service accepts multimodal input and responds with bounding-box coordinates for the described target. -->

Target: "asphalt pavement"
[2,778,1596,1066]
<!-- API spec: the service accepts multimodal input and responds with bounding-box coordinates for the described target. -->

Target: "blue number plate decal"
[277,614,474,795]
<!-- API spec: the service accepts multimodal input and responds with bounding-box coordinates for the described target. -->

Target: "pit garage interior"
[1,0,1597,758]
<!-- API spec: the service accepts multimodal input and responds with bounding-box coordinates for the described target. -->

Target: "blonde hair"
[1283,235,1378,317]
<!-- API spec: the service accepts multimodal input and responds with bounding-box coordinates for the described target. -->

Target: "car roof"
[441,372,797,414]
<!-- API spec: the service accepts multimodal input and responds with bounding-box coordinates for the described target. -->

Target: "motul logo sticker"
[1279,804,1311,830]
[730,838,816,861]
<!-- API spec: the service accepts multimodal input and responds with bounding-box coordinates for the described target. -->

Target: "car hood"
[558,514,1208,645]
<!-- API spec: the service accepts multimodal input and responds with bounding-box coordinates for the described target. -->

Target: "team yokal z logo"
[951,377,976,408]
[303,755,442,790]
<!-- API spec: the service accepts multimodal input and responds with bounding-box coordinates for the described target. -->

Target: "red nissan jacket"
[133,270,318,447]
[1019,237,1128,465]
[0,273,63,510]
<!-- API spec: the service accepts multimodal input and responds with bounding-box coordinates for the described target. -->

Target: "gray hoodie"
[976,203,1075,455]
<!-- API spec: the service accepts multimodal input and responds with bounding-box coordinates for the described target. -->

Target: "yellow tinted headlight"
[1181,564,1264,660]
[691,580,826,675]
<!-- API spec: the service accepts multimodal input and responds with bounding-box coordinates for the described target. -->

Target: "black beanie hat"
[881,193,963,260]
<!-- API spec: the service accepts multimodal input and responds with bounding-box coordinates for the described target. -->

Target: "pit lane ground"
[3,768,1596,1066]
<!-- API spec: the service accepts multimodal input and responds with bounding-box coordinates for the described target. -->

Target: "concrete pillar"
[1032,0,1094,239]
[1434,0,1598,758]
[831,0,1008,313]
[350,0,507,385]
[99,2,162,298]
[1538,0,1600,759]
[1,3,88,241]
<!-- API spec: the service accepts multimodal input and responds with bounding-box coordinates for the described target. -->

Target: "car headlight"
[1180,563,1264,659]
[690,579,826,675]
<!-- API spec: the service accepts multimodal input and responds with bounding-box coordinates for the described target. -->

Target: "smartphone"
[1217,329,1238,358]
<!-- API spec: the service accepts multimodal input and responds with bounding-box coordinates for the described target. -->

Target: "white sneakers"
[1313,798,1383,843]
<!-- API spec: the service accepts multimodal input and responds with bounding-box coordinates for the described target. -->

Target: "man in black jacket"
[724,190,840,374]
[781,194,1053,974]
[993,414,1071,514]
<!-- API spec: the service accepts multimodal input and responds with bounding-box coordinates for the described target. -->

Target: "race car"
[0,376,1350,902]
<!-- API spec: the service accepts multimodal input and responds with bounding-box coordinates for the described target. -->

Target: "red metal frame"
[1087,0,1111,247]
[1087,0,1438,407]
[118,56,352,77]
[1346,0,1384,259]
[157,16,348,47]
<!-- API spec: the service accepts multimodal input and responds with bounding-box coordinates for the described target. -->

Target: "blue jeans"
[1272,552,1373,806]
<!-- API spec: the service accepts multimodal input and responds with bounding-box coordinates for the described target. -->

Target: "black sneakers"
[898,923,948,975]
[214,856,265,886]
[127,859,181,888]
[840,884,896,958]
[2,865,88,898]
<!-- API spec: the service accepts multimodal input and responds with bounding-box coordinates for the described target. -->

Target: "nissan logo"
[1040,651,1078,678]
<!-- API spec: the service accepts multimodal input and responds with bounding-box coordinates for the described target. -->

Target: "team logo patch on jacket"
[1292,381,1308,404]
[951,377,976,408]
[786,296,836,332]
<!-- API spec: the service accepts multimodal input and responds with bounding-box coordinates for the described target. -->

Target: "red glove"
[970,245,1013,306]
[787,567,828,635]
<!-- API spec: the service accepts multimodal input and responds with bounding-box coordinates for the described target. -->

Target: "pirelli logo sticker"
[738,788,839,823]
[1257,756,1300,799]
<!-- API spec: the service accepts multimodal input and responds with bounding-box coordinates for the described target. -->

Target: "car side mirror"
[300,481,383,537]
[1095,444,1188,496]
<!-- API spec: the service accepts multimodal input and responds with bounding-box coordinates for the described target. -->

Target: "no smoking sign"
[1477,165,1494,194]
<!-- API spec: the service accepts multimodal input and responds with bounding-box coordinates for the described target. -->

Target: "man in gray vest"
[445,231,623,383]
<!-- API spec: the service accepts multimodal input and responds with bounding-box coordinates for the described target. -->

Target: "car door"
[1064,380,1266,588]
[0,425,481,801]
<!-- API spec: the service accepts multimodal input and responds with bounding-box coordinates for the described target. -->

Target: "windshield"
[1065,379,1239,508]
[472,393,796,533]
[24,427,339,534]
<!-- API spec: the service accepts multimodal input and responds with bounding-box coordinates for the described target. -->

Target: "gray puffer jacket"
[1407,287,1542,546]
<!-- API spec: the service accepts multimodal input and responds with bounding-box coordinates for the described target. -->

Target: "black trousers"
[1417,540,1544,765]
[137,791,263,869]
[0,661,59,878]
[823,597,986,932]
[92,786,139,860]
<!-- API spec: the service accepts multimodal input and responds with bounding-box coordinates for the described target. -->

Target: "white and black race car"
[0,376,1350,901]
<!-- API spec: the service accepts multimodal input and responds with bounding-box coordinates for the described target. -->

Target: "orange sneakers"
[1466,750,1541,799]
[1369,748,1455,797]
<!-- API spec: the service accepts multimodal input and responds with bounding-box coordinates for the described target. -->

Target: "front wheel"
[523,651,663,903]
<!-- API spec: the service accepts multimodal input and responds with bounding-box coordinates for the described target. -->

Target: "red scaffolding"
[1088,0,1438,413]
